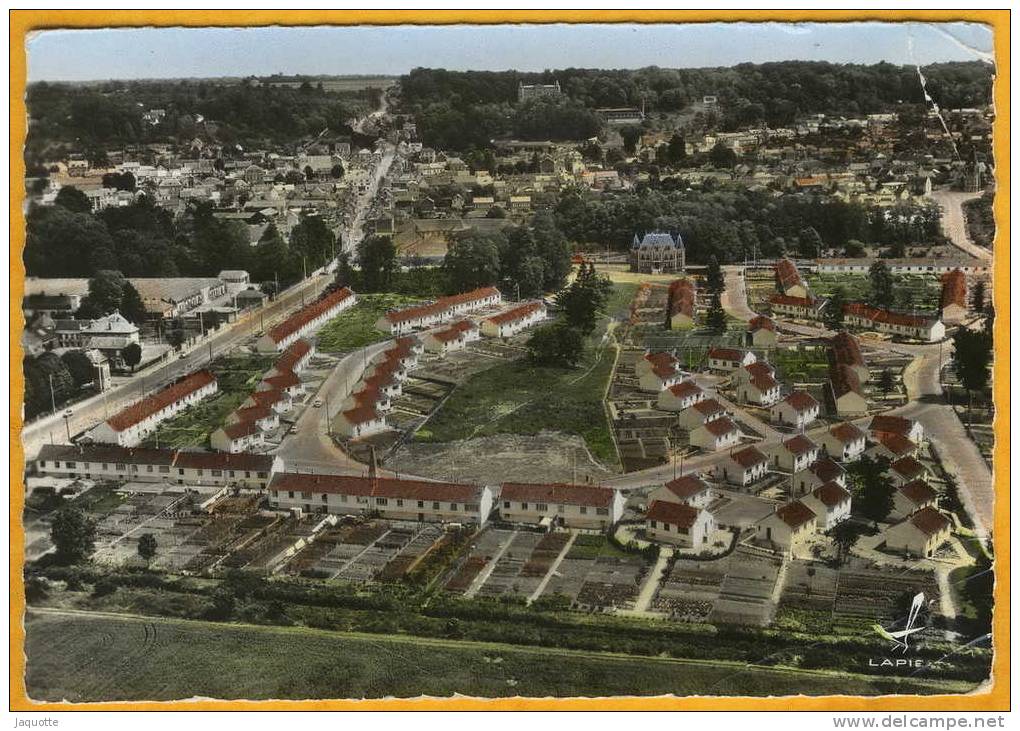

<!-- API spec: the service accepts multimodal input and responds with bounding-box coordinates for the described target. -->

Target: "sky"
[26,21,994,82]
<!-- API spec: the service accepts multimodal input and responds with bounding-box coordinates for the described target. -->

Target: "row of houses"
[335,336,425,439]
[210,338,315,453]
[375,287,501,335]
[85,370,219,447]
[825,331,870,418]
[256,287,356,353]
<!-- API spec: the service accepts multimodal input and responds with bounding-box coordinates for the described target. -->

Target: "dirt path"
[931,189,992,262]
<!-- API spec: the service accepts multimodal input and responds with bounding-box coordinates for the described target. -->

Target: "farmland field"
[23,609,972,701]
[315,293,420,353]
[418,283,636,465]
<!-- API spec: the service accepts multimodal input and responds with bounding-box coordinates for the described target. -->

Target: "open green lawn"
[565,534,633,560]
[140,354,273,450]
[770,347,831,383]
[315,293,421,353]
[24,610,973,702]
[418,284,636,466]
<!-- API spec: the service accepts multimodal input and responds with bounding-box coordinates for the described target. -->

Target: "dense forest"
[24,189,335,288]
[552,185,942,262]
[25,79,381,164]
[399,61,993,150]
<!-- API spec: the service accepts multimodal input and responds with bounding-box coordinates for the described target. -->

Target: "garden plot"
[774,561,840,633]
[831,566,941,634]
[653,555,731,621]
[329,521,446,584]
[184,511,278,574]
[223,516,327,574]
[376,524,445,583]
[573,556,647,612]
[445,528,518,595]
[91,491,197,563]
[391,378,451,417]
[708,548,783,626]
[475,531,547,598]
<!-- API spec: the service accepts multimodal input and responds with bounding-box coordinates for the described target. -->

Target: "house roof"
[843,303,938,329]
[748,315,775,332]
[667,279,696,318]
[812,481,851,509]
[744,362,775,379]
[351,386,388,407]
[644,351,679,370]
[829,421,865,444]
[769,293,817,308]
[485,301,544,326]
[879,433,917,457]
[663,475,711,500]
[267,287,354,344]
[37,444,274,473]
[730,445,768,469]
[828,362,864,398]
[703,416,738,438]
[775,258,805,291]
[809,457,846,483]
[646,500,700,529]
[692,398,725,417]
[750,373,779,392]
[341,406,381,425]
[940,269,967,309]
[438,286,500,308]
[273,338,313,373]
[783,434,818,456]
[666,381,703,400]
[106,370,217,432]
[776,500,816,528]
[261,371,300,389]
[890,455,927,480]
[782,390,819,413]
[829,331,865,368]
[899,479,938,506]
[870,414,916,437]
[248,388,289,407]
[906,506,950,536]
[233,404,273,423]
[270,473,484,503]
[707,347,746,362]
[499,482,615,508]
[220,419,262,441]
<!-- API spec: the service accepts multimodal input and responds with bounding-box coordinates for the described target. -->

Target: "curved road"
[931,188,992,262]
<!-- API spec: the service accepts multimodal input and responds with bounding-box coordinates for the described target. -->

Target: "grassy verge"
[140,354,273,450]
[315,293,421,353]
[418,284,637,466]
[24,610,976,701]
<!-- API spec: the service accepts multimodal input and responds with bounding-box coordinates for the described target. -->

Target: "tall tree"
[952,328,992,424]
[137,533,158,562]
[121,342,142,372]
[526,323,584,368]
[705,291,727,333]
[61,350,95,388]
[356,235,397,292]
[54,186,92,214]
[868,260,895,309]
[50,507,97,564]
[970,279,986,312]
[824,287,847,330]
[443,232,502,291]
[705,255,725,295]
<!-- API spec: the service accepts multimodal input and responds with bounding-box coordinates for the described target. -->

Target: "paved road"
[722,266,758,322]
[931,189,992,262]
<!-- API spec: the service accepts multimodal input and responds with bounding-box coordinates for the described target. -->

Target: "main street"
[931,188,992,262]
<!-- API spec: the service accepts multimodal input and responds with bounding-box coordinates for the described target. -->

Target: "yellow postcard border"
[8,8,1010,712]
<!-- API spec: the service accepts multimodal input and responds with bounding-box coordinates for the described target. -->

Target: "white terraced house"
[801,481,852,530]
[657,381,705,412]
[336,406,388,439]
[690,416,741,452]
[843,303,946,342]
[210,419,265,454]
[422,320,479,356]
[770,391,820,429]
[34,444,279,490]
[498,482,625,530]
[716,446,769,487]
[649,474,714,509]
[706,347,756,372]
[85,370,218,447]
[377,287,502,335]
[480,301,547,338]
[818,422,867,462]
[771,434,820,473]
[256,287,356,353]
[269,474,494,525]
[644,500,716,549]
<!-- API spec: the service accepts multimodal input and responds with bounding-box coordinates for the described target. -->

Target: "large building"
[85,370,218,447]
[629,232,686,274]
[498,482,625,530]
[518,80,562,102]
[256,287,356,352]
[33,443,279,489]
[843,303,945,342]
[268,473,494,524]
[52,313,140,353]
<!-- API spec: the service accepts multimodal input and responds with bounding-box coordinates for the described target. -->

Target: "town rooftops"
[106,370,217,432]
[485,301,544,326]
[878,433,918,457]
[769,293,818,308]
[782,391,819,413]
[776,500,816,529]
[270,473,484,503]
[663,475,711,500]
[812,481,851,508]
[905,506,950,536]
[899,479,938,506]
[829,421,865,444]
[233,404,274,423]
[730,445,768,469]
[646,500,699,529]
[829,362,864,398]
[940,269,967,308]
[267,287,354,344]
[748,315,776,332]
[273,338,313,373]
[500,482,616,508]
[221,419,261,440]
[35,443,274,472]
[644,351,679,370]
[744,362,775,380]
[890,456,927,480]
[783,434,818,456]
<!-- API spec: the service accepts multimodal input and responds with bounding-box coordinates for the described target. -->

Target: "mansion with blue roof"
[629,232,686,273]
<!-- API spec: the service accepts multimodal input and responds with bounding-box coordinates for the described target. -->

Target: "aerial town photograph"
[10,12,1006,712]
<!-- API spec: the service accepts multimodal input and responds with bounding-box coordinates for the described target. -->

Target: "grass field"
[418,284,636,466]
[140,354,273,450]
[24,610,972,702]
[770,347,831,383]
[805,273,941,311]
[315,294,421,353]
[565,534,633,560]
